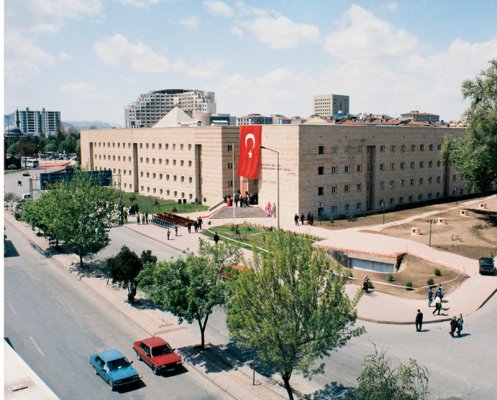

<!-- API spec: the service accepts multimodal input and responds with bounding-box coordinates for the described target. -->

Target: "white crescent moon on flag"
[245,133,256,158]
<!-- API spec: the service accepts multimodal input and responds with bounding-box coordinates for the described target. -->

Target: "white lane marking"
[29,336,45,357]
[7,301,16,315]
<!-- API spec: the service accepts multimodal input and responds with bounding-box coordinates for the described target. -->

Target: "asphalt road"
[4,220,233,400]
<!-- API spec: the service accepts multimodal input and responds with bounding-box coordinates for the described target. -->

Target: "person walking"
[432,295,442,315]
[294,213,300,226]
[174,225,178,236]
[187,222,192,234]
[450,316,458,337]
[415,309,423,332]
[436,284,444,302]
[167,229,170,240]
[300,213,305,225]
[457,313,464,336]
[428,286,433,307]
[213,232,220,244]
[363,275,370,293]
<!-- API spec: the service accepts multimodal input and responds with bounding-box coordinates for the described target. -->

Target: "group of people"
[294,212,314,226]
[428,284,444,315]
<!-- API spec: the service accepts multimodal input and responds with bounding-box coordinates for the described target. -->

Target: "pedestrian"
[213,232,219,244]
[174,225,178,236]
[436,284,444,302]
[457,313,464,336]
[363,275,370,293]
[300,213,305,225]
[194,220,198,233]
[294,213,300,226]
[309,213,314,225]
[145,213,149,224]
[415,309,423,332]
[432,295,442,315]
[136,212,140,224]
[330,270,335,280]
[450,315,458,337]
[187,222,191,234]
[141,214,145,224]
[167,229,170,240]
[428,286,433,307]
[198,217,203,230]
[307,211,311,224]
[17,180,22,187]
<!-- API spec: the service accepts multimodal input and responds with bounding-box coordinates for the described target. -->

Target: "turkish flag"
[237,125,261,179]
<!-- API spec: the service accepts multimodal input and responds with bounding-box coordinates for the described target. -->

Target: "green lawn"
[122,192,208,214]
[203,224,316,251]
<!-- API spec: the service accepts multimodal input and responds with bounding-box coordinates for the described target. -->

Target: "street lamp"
[260,146,279,230]
[380,200,386,225]
[428,218,434,246]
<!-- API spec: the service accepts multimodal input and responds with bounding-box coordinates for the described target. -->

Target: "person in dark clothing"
[415,309,423,332]
[213,232,220,244]
[428,286,433,307]
[187,222,192,234]
[450,316,458,337]
[294,213,300,226]
[363,276,370,293]
[174,225,178,236]
[309,213,314,225]
[300,213,305,225]
[457,314,464,336]
[167,229,171,240]
[307,211,311,224]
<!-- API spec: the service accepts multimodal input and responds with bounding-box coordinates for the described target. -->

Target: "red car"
[133,337,182,375]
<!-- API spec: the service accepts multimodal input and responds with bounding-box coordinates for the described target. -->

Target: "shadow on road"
[302,382,356,400]
[4,240,20,257]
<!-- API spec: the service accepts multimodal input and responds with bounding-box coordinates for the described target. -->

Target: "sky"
[4,0,497,126]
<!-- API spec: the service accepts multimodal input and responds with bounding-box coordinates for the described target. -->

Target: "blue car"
[90,349,140,390]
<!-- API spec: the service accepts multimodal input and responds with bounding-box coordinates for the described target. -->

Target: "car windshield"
[481,259,494,266]
[107,357,130,370]
[152,344,173,356]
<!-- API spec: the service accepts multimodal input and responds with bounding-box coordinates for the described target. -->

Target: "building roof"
[153,107,195,128]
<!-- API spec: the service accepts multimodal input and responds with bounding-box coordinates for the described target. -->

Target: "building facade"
[16,108,61,136]
[401,111,440,123]
[313,94,350,117]
[80,124,469,221]
[125,89,216,128]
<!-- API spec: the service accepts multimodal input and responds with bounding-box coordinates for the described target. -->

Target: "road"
[4,220,233,400]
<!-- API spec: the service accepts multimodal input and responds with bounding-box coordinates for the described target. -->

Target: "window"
[419,161,424,168]
[400,179,405,187]
[357,145,363,153]
[399,197,404,203]
[181,160,184,166]
[331,146,338,154]
[436,176,441,183]
[390,145,396,152]
[389,180,395,188]
[180,144,184,150]
[429,160,433,167]
[153,173,156,178]
[344,165,350,173]
[411,144,416,152]
[146,172,150,178]
[418,194,423,200]
[181,176,185,182]
[188,144,192,150]
[344,184,350,193]
[409,195,413,202]
[140,143,143,149]
[318,146,324,155]
[140,171,143,177]
[428,193,432,199]
[437,160,441,167]
[228,162,233,169]
[318,187,324,195]
[331,185,337,194]
[401,144,406,152]
[166,174,170,180]
[437,144,442,150]
[400,162,405,170]
[380,181,385,190]
[331,205,338,214]
[419,178,424,184]
[410,161,415,169]
[356,183,362,192]
[356,165,362,172]
[189,177,192,183]
[356,202,362,210]
[188,160,192,167]
[173,160,176,165]
[428,177,433,184]
[379,163,385,171]
[318,166,324,175]
[331,166,337,174]
[391,162,395,170]
[429,144,433,151]
[380,145,385,152]
[228,180,233,187]
[146,157,149,164]
[174,175,177,181]
[344,146,351,154]
[345,204,350,212]
[420,144,425,151]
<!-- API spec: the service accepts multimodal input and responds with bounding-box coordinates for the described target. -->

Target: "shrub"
[329,218,334,224]
[172,206,178,212]
[434,267,442,276]
[129,193,137,202]
[8,164,18,170]
[427,278,434,286]
[405,280,413,290]
[387,273,395,282]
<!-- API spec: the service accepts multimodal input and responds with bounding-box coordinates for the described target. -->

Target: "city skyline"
[4,0,497,126]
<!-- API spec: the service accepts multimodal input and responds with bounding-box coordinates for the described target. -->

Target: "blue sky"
[4,0,497,126]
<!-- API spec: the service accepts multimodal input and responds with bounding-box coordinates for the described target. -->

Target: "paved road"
[4,220,233,400]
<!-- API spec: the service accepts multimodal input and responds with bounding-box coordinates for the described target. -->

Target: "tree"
[355,347,429,400]
[226,231,363,400]
[106,246,152,302]
[138,253,226,349]
[443,59,497,191]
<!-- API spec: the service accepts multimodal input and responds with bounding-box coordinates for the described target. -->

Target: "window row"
[317,143,442,155]
[94,142,193,151]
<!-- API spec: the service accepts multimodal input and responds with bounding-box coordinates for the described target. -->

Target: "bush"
[427,278,434,286]
[387,273,395,282]
[368,280,374,289]
[434,267,442,276]
[329,218,334,224]
[405,280,413,290]
[172,206,178,212]
[8,164,18,170]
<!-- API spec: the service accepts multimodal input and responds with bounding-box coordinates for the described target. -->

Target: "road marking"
[6,301,16,315]
[29,336,45,357]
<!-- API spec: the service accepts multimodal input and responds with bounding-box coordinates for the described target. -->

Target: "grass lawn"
[203,224,316,251]
[122,192,208,214]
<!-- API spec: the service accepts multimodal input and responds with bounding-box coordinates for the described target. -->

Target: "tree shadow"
[302,382,356,400]
[69,258,109,279]
[129,297,164,311]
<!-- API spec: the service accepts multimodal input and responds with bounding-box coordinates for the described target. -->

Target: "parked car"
[89,349,140,390]
[479,257,496,275]
[133,337,182,375]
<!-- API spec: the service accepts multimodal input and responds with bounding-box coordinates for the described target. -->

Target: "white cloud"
[179,16,200,28]
[324,4,418,60]
[118,0,162,7]
[94,34,170,72]
[231,26,244,37]
[247,15,320,49]
[386,2,399,11]
[203,0,234,17]
[59,82,104,100]
[58,52,72,61]
[4,31,55,85]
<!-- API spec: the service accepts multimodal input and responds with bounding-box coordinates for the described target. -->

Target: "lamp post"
[428,218,434,246]
[260,146,279,230]
[380,200,386,225]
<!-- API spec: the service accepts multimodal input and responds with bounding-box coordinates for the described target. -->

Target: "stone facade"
[80,124,469,221]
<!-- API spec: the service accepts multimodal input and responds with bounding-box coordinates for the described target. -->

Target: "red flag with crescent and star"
[237,125,261,179]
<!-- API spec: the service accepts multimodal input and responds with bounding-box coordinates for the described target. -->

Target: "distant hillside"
[63,120,121,130]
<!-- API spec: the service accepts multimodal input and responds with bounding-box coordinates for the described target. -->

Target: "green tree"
[107,246,148,302]
[443,59,497,191]
[226,231,363,400]
[355,347,429,400]
[138,254,226,349]
[60,135,77,153]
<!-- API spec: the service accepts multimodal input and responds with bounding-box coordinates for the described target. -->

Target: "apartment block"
[313,94,350,117]
[16,108,61,135]
[125,89,216,128]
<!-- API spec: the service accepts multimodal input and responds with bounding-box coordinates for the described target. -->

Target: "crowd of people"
[293,212,314,226]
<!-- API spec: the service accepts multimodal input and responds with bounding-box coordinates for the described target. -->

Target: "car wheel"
[134,349,141,361]
[93,367,98,375]
[153,366,159,375]
[109,381,114,391]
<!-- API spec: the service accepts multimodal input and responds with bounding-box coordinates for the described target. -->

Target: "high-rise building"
[313,94,350,117]
[16,108,61,136]
[125,89,216,128]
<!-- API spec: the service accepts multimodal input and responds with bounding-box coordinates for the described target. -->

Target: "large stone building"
[80,124,469,221]
[15,108,61,136]
[125,89,216,128]
[313,94,350,117]
[401,111,440,123]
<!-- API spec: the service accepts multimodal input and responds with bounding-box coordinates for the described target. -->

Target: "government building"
[80,123,470,221]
